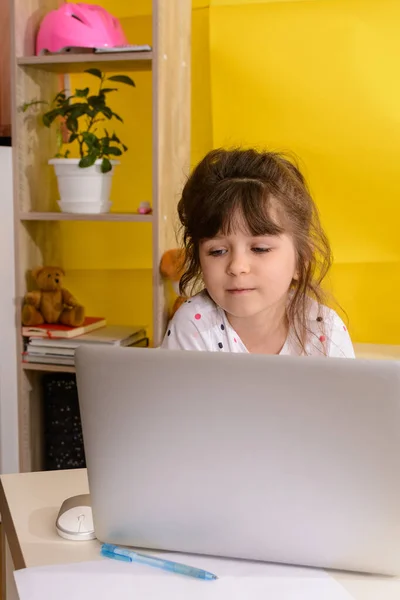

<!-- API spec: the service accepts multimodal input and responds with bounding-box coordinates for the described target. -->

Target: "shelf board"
[19,211,153,223]
[22,362,76,374]
[17,51,152,73]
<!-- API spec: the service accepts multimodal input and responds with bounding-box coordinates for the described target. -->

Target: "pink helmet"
[36,3,128,55]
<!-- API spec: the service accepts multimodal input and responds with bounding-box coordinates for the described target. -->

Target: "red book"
[22,317,106,339]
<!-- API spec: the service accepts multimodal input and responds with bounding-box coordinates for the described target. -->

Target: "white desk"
[354,343,400,361]
[1,469,400,599]
[0,470,99,599]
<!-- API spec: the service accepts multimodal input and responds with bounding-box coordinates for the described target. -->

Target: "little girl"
[161,148,355,358]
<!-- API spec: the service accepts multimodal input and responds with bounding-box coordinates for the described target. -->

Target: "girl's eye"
[252,247,271,253]
[208,249,226,257]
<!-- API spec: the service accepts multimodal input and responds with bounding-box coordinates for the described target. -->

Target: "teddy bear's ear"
[58,267,66,276]
[31,266,44,280]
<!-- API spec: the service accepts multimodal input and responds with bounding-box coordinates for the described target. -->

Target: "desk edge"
[0,478,26,570]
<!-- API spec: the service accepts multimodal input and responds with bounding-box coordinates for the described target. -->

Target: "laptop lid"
[75,346,400,575]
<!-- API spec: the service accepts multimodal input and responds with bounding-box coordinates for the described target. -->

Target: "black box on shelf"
[42,373,86,471]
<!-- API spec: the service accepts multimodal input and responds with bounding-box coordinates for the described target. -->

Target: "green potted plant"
[21,68,135,214]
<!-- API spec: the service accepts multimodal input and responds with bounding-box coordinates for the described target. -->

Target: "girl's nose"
[227,252,251,276]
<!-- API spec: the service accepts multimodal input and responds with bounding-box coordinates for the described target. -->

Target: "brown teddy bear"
[21,266,85,328]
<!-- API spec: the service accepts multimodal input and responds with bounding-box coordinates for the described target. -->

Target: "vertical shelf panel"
[10,0,192,471]
[152,0,191,346]
[11,0,64,472]
[0,0,11,136]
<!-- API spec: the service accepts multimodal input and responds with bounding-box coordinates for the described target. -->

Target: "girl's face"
[199,217,297,321]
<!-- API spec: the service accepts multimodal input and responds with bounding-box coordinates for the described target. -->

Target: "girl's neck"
[226,299,289,355]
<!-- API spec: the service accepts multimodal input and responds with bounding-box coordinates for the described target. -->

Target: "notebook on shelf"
[22,326,149,366]
[22,338,150,367]
[22,317,106,339]
[22,353,75,366]
[41,44,152,55]
[26,345,75,357]
[27,325,146,347]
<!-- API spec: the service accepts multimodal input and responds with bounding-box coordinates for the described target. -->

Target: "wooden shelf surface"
[22,362,76,374]
[17,51,152,73]
[19,211,153,223]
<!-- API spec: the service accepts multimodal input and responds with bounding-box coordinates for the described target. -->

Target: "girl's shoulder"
[305,297,347,332]
[170,290,221,329]
[303,298,354,358]
[162,291,232,351]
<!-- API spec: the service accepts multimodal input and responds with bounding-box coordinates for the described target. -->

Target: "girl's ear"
[292,263,299,281]
[293,253,304,282]
[291,267,300,287]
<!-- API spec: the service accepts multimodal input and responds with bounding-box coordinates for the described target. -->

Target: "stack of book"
[22,318,148,367]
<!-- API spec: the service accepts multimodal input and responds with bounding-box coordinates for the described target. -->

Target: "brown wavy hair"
[177,148,332,352]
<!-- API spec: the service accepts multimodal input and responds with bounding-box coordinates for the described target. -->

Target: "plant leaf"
[122,144,128,152]
[54,90,67,105]
[111,112,123,123]
[106,147,122,156]
[42,109,61,127]
[68,133,78,143]
[88,95,106,110]
[75,87,89,98]
[111,133,120,143]
[57,95,74,110]
[100,88,118,94]
[85,68,103,79]
[101,107,113,119]
[101,158,112,173]
[107,75,135,87]
[66,115,79,133]
[79,154,97,168]
[20,100,48,113]
[82,132,100,149]
[64,102,91,113]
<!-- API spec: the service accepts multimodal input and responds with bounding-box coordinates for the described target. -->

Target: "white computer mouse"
[55,493,96,541]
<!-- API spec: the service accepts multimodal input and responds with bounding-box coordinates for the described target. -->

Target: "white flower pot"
[49,158,119,214]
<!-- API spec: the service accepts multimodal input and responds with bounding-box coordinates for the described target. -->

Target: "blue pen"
[101,543,218,580]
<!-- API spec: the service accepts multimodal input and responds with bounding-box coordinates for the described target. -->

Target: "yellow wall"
[62,3,212,339]
[63,0,399,344]
[209,0,400,344]
[61,13,154,335]
[80,0,209,17]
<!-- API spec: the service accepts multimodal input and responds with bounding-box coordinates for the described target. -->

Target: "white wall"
[0,146,19,473]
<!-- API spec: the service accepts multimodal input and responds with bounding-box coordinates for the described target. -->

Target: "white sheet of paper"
[14,552,356,600]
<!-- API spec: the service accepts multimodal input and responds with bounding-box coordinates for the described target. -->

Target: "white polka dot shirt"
[161,291,355,358]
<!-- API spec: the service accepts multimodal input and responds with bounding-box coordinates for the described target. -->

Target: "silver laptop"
[75,346,400,576]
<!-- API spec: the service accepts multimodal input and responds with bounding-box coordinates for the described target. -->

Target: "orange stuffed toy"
[159,249,187,318]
